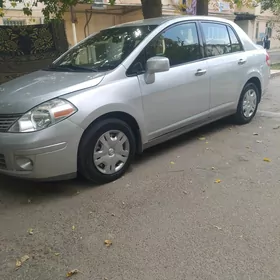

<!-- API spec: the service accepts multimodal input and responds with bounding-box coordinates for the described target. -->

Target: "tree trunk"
[141,0,162,19]
[196,0,208,15]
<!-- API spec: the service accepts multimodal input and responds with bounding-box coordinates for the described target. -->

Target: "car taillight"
[266,52,270,66]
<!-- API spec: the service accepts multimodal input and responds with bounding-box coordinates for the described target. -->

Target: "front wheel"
[233,83,259,125]
[78,118,136,184]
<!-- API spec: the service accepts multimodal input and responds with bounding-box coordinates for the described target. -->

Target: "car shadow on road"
[134,119,231,165]
[0,119,232,205]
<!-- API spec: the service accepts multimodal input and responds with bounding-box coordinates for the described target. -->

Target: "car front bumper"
[0,120,84,180]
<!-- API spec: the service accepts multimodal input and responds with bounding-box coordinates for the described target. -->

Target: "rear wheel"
[78,118,136,184]
[233,83,259,125]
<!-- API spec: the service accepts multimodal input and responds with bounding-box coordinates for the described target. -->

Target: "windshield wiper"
[46,64,98,72]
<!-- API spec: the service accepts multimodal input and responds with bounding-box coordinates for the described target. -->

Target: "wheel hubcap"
[242,89,257,118]
[93,130,130,174]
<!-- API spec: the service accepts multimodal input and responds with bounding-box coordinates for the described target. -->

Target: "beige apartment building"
[0,1,45,25]
[1,0,279,49]
[62,0,279,49]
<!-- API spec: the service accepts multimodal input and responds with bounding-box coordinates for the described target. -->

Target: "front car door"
[134,22,210,140]
[200,21,247,117]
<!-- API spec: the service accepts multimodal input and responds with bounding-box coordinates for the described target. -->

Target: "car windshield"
[50,25,157,72]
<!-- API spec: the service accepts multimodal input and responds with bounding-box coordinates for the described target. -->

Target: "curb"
[270,72,280,79]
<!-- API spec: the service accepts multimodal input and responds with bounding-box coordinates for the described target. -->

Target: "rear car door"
[200,21,247,116]
[134,22,210,140]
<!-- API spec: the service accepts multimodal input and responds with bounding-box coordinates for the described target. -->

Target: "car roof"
[112,15,232,28]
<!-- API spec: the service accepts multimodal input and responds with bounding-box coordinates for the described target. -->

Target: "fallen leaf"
[170,161,175,165]
[28,228,34,235]
[198,137,206,141]
[15,255,29,270]
[54,253,60,256]
[66,269,79,277]
[15,260,21,270]
[273,126,280,130]
[183,191,188,194]
[104,240,112,247]
[214,225,222,230]
[263,158,271,162]
[214,179,221,183]
[20,255,29,263]
[253,132,258,136]
[205,141,209,144]
[72,226,75,231]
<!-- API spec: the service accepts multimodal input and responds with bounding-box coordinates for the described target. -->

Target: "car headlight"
[9,98,77,133]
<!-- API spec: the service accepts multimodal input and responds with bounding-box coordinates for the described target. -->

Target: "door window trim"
[226,25,244,52]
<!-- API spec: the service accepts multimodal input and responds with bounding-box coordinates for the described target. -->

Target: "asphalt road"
[1,78,280,280]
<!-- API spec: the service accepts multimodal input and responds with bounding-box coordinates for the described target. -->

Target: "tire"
[78,118,136,184]
[233,83,260,125]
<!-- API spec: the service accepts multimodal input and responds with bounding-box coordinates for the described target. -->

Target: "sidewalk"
[271,69,280,78]
[268,48,280,53]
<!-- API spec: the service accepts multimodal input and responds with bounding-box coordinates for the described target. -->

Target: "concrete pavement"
[269,49,280,64]
[1,78,280,279]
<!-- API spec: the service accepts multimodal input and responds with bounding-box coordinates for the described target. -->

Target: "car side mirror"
[144,56,170,84]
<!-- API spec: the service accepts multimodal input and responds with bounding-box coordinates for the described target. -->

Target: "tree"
[259,0,280,40]
[261,0,280,14]
[0,0,257,21]
[0,0,163,20]
[197,0,208,15]
[141,0,162,18]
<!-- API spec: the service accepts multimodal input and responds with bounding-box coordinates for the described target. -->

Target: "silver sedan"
[0,16,270,183]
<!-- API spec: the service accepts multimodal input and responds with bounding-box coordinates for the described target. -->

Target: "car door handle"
[195,69,207,76]
[238,59,247,65]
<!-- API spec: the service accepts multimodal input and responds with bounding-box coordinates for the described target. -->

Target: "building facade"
[1,0,279,49]
[63,0,279,49]
[0,0,44,26]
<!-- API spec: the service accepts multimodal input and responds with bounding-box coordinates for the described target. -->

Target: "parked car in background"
[0,16,270,183]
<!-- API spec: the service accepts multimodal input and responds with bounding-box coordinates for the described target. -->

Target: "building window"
[3,19,26,26]
[266,22,273,38]
[255,22,259,40]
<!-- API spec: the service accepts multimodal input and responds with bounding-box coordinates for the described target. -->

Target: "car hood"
[0,70,105,114]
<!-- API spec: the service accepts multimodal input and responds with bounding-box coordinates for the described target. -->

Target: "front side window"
[51,25,157,72]
[201,22,231,57]
[145,22,201,67]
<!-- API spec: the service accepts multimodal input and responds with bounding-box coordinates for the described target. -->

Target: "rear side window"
[201,22,231,57]
[227,26,243,52]
[145,22,202,66]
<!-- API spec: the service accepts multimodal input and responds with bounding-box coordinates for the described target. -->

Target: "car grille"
[0,154,7,170]
[0,114,22,132]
